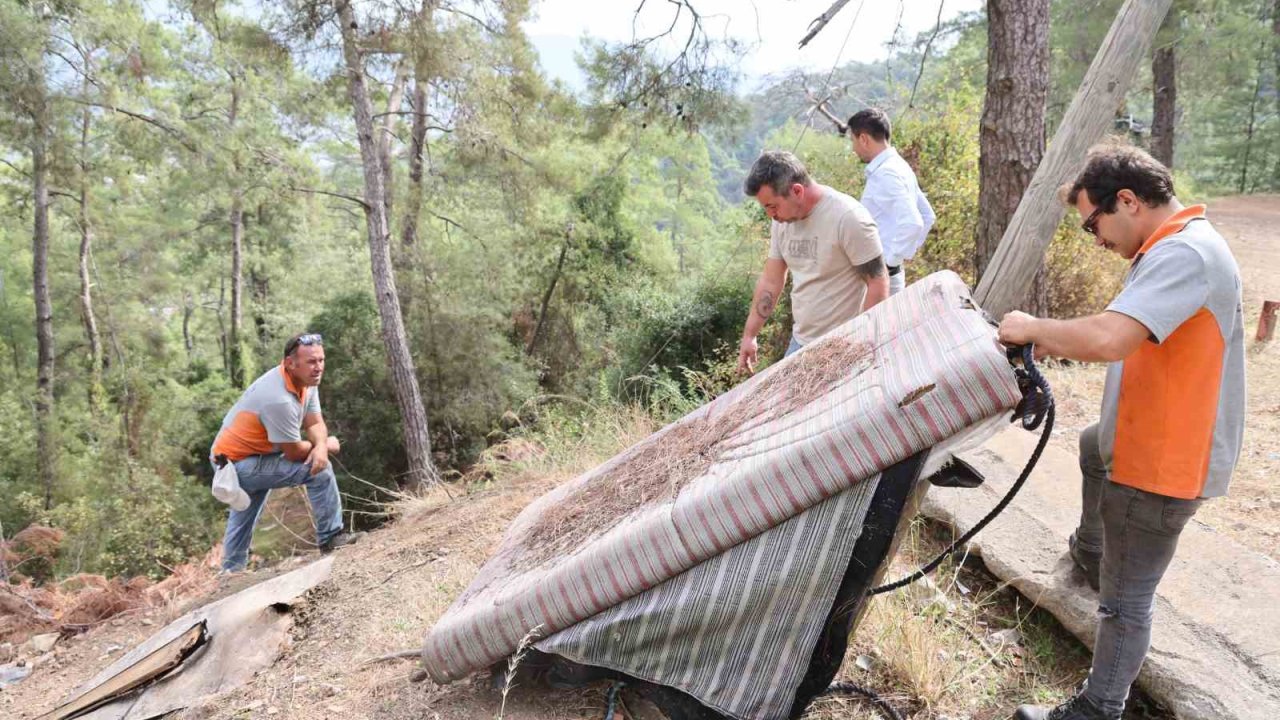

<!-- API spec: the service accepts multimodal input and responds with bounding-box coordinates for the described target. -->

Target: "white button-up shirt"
[860,147,936,267]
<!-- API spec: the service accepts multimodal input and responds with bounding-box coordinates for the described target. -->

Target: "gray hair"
[743,150,812,197]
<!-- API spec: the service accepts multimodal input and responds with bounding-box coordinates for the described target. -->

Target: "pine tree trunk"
[78,75,104,415]
[380,59,409,220]
[1150,12,1177,168]
[398,78,429,314]
[401,79,428,253]
[977,0,1050,315]
[335,0,438,489]
[1273,0,1280,187]
[230,196,244,384]
[228,83,246,387]
[30,66,56,510]
[973,0,1173,318]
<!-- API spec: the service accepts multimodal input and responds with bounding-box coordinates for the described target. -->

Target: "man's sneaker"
[1068,532,1101,591]
[319,531,365,554]
[1015,692,1117,720]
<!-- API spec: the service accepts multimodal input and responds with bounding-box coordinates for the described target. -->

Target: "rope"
[602,680,626,720]
[869,344,1051,595]
[826,681,906,720]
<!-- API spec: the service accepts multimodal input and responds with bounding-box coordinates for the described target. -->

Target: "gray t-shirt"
[768,186,883,344]
[211,365,323,461]
[1096,210,1245,499]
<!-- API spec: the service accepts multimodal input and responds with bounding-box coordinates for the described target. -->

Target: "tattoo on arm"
[854,255,886,281]
[755,290,777,320]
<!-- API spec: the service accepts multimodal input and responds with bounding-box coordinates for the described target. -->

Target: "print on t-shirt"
[788,234,817,260]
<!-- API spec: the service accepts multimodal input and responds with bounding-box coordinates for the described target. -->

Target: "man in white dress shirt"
[848,108,936,295]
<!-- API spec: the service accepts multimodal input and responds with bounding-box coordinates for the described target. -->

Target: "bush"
[606,272,757,401]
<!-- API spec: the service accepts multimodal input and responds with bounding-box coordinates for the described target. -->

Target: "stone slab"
[921,426,1280,720]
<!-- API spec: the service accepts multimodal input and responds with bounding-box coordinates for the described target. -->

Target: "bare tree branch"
[804,87,848,134]
[437,5,500,35]
[63,98,197,152]
[799,0,855,48]
[907,0,947,109]
[0,158,30,178]
[288,185,370,210]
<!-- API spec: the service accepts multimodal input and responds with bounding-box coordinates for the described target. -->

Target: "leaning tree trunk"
[31,66,56,510]
[78,71,105,416]
[977,0,1050,316]
[335,0,438,489]
[974,0,1173,318]
[1150,12,1177,168]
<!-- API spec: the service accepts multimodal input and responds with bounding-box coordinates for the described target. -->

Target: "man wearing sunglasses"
[998,144,1245,720]
[211,332,362,572]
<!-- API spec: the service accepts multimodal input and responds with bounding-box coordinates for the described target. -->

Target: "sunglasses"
[1080,194,1116,236]
[284,333,323,357]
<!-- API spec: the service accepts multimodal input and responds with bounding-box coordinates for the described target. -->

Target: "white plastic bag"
[212,458,251,511]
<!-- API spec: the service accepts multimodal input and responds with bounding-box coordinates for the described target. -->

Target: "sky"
[522,0,984,93]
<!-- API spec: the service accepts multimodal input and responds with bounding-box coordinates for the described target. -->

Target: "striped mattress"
[421,271,1022,716]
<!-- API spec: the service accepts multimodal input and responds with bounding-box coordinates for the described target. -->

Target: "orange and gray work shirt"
[211,364,321,463]
[1097,205,1246,500]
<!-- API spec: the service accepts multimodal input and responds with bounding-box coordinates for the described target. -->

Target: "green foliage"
[1,0,1274,585]
[606,271,754,399]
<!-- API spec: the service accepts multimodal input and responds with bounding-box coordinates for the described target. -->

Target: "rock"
[0,642,12,663]
[924,427,1280,720]
[854,655,874,672]
[27,633,59,654]
[266,707,279,716]
[0,663,31,688]
[318,683,344,698]
[988,628,1022,647]
[141,618,154,627]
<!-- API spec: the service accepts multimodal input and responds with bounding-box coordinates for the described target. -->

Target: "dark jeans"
[1075,424,1202,716]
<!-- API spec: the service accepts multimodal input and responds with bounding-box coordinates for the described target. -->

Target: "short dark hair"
[1066,143,1175,212]
[847,108,891,142]
[744,150,812,197]
[283,332,323,358]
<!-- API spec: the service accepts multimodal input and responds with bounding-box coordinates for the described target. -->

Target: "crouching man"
[211,333,362,572]
[999,144,1244,720]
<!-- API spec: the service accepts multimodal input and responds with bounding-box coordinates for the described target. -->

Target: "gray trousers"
[1075,424,1202,716]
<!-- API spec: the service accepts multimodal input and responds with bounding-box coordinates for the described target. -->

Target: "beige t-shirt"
[768,185,883,344]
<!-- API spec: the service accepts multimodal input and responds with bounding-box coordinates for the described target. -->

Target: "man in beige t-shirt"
[737,150,889,373]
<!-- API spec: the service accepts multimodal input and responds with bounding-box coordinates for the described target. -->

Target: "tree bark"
[528,230,571,357]
[1239,51,1264,194]
[1273,0,1280,186]
[397,78,429,314]
[30,63,56,510]
[183,292,195,358]
[977,0,1050,316]
[335,0,438,489]
[1150,12,1177,168]
[401,78,428,252]
[974,0,1173,318]
[228,83,246,387]
[379,59,409,220]
[78,71,104,415]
